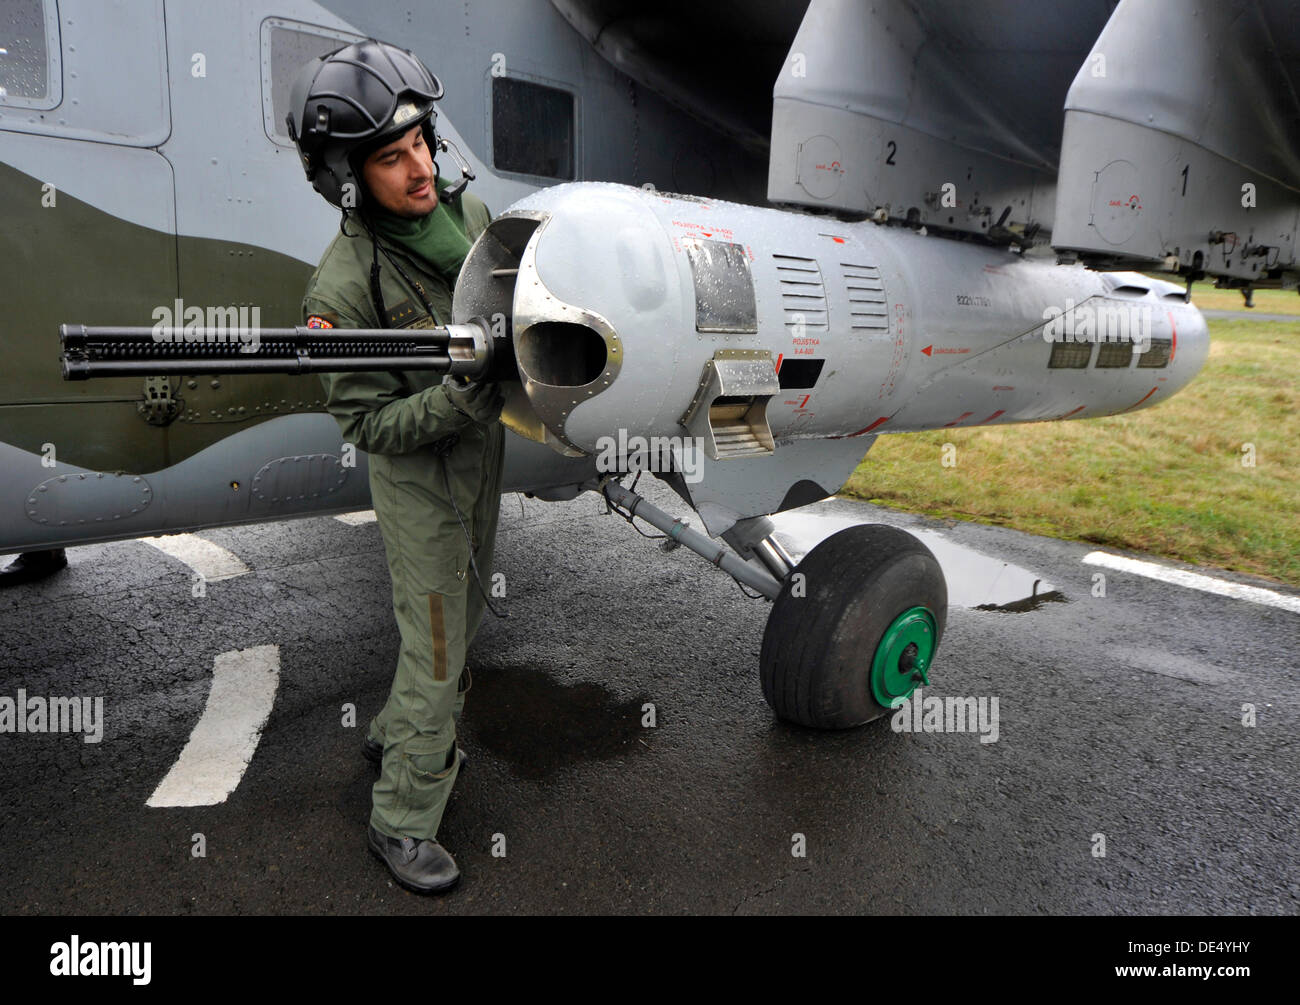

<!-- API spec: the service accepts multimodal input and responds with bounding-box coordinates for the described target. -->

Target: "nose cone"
[1168,299,1210,392]
[1111,272,1210,413]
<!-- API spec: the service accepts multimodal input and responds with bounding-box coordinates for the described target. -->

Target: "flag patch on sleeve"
[306,315,334,329]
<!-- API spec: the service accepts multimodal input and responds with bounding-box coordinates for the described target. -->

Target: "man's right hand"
[444,379,505,425]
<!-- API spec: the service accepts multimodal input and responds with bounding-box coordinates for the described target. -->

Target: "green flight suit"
[301,183,504,842]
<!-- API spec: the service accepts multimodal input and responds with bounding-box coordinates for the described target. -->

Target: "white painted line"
[147,645,280,808]
[1083,552,1300,615]
[334,509,376,525]
[141,533,249,581]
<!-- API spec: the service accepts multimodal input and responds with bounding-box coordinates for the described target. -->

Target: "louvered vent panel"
[843,262,889,332]
[774,255,828,331]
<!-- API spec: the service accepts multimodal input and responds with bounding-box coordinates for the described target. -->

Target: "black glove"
[445,378,505,424]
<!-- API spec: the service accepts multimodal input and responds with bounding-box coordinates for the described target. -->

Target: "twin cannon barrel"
[58,318,506,381]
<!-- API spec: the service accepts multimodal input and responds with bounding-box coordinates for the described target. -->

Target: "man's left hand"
[445,379,505,424]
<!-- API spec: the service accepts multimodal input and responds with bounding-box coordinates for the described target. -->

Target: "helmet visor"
[306,43,444,141]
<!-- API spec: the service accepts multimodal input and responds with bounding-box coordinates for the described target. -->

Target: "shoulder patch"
[306,315,335,329]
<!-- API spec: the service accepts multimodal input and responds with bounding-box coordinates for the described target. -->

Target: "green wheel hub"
[869,606,936,707]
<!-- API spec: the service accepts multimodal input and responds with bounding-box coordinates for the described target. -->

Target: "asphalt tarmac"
[1198,309,1300,323]
[2,481,1297,915]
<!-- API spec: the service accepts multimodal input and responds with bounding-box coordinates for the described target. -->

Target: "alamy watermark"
[0,689,104,743]
[1041,298,1152,353]
[50,937,150,984]
[595,430,706,483]
[890,688,1000,743]
[151,299,261,352]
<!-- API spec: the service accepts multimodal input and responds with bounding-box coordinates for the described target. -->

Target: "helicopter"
[3,0,1295,726]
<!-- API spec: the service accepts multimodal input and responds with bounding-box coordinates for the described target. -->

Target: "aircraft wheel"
[759,524,947,729]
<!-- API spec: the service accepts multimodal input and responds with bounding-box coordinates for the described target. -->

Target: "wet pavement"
[771,507,1059,610]
[1,479,1297,914]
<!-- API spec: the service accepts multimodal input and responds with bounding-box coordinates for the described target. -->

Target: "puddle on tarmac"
[462,665,651,780]
[973,587,1066,613]
[770,512,1065,612]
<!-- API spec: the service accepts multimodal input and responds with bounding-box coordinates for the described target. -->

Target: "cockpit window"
[0,0,59,108]
[492,75,575,180]
[261,18,363,145]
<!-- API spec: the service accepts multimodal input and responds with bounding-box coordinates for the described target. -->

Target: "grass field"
[843,317,1300,585]
[1186,286,1300,315]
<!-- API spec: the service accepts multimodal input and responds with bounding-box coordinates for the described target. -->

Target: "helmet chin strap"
[363,214,390,329]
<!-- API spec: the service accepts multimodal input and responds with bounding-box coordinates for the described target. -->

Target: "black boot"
[367,825,460,894]
[0,549,68,587]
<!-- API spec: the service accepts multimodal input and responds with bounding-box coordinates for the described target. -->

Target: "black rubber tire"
[760,524,948,729]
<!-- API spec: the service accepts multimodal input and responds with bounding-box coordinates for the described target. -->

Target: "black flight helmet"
[286,39,444,211]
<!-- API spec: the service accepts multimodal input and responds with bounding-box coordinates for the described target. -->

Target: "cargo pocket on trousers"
[405,735,457,781]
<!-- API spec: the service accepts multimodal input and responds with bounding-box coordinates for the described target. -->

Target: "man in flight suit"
[286,39,504,894]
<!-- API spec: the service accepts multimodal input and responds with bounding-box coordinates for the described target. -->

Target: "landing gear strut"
[600,479,947,730]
